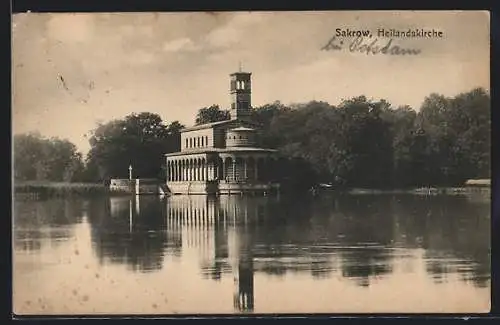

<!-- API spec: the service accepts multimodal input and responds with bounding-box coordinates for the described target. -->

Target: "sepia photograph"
[12,10,491,315]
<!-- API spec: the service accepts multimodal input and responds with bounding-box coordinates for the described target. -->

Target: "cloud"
[127,50,156,66]
[204,12,267,49]
[162,37,200,53]
[46,14,95,43]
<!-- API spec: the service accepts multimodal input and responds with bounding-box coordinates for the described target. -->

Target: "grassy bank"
[346,187,490,195]
[14,181,109,198]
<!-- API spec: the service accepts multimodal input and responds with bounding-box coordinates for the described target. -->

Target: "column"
[244,158,247,180]
[232,158,236,182]
[183,160,187,181]
[221,160,225,181]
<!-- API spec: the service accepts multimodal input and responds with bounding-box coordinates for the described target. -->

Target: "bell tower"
[229,66,252,121]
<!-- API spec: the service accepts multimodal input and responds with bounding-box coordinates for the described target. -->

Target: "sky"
[12,11,490,154]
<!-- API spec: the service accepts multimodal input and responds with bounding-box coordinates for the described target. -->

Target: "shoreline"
[13,181,490,200]
[13,181,109,199]
[345,187,490,196]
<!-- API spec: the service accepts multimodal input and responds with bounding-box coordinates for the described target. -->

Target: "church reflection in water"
[166,195,265,312]
[84,193,491,313]
[87,194,267,312]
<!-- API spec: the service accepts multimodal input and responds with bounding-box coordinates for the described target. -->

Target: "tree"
[380,105,418,187]
[195,105,230,125]
[415,88,490,185]
[252,101,292,148]
[85,112,184,181]
[13,133,84,182]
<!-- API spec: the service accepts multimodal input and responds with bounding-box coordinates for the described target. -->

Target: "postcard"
[12,11,491,315]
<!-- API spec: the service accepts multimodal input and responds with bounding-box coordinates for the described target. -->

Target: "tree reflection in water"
[13,197,86,253]
[87,196,169,273]
[390,195,491,288]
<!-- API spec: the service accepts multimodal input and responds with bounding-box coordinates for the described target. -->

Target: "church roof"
[230,71,251,76]
[181,119,259,132]
[181,120,234,132]
[165,147,277,157]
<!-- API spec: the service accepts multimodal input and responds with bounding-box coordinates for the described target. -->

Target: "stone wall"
[109,179,133,193]
[109,178,163,195]
[168,181,218,195]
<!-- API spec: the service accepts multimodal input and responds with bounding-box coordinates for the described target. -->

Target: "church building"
[164,70,280,195]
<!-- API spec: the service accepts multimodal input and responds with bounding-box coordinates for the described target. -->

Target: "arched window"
[205,136,208,146]
[189,138,192,148]
[185,139,188,148]
[201,137,204,147]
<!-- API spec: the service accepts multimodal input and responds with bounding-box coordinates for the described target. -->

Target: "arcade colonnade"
[166,155,277,183]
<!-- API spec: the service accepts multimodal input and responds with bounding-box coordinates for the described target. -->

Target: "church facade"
[165,70,280,195]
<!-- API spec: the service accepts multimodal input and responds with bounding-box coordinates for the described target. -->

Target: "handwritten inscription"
[321,36,421,56]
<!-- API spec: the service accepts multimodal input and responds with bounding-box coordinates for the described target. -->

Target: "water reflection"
[13,193,491,314]
[87,196,168,273]
[13,198,86,253]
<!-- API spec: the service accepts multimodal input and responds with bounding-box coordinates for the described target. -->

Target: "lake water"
[13,193,491,315]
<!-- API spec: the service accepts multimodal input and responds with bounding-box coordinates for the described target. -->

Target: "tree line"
[13,87,490,189]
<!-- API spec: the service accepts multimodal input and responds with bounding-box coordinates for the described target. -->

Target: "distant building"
[464,179,490,187]
[464,178,490,197]
[165,70,280,195]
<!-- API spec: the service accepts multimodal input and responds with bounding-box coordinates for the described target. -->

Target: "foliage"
[13,133,85,182]
[253,88,490,188]
[195,105,230,125]
[85,112,184,181]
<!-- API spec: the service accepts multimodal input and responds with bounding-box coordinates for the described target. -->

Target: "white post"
[129,199,133,232]
[129,165,133,180]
